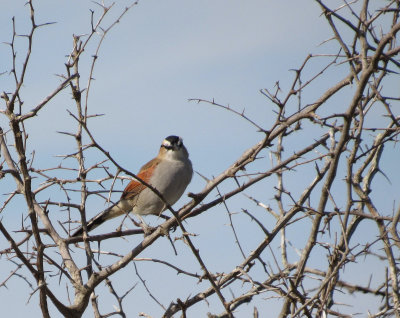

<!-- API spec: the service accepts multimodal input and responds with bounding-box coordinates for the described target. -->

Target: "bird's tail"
[71,200,129,237]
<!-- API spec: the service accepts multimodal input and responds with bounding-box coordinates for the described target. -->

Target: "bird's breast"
[150,159,192,200]
[132,158,192,215]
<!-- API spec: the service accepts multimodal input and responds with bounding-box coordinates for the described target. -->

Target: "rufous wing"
[121,158,161,200]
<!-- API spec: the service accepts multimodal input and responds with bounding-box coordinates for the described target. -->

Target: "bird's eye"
[162,141,173,150]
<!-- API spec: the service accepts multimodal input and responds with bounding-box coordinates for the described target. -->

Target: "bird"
[72,135,193,237]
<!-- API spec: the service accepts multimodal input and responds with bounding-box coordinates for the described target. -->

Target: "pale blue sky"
[0,1,398,317]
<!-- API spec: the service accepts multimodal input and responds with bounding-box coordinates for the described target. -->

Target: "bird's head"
[159,135,189,160]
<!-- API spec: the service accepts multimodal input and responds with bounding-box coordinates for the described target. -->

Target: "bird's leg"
[137,215,156,236]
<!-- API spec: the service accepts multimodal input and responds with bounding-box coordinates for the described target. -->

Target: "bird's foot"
[140,222,156,236]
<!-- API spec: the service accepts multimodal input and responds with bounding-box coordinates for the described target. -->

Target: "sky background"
[0,0,398,317]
